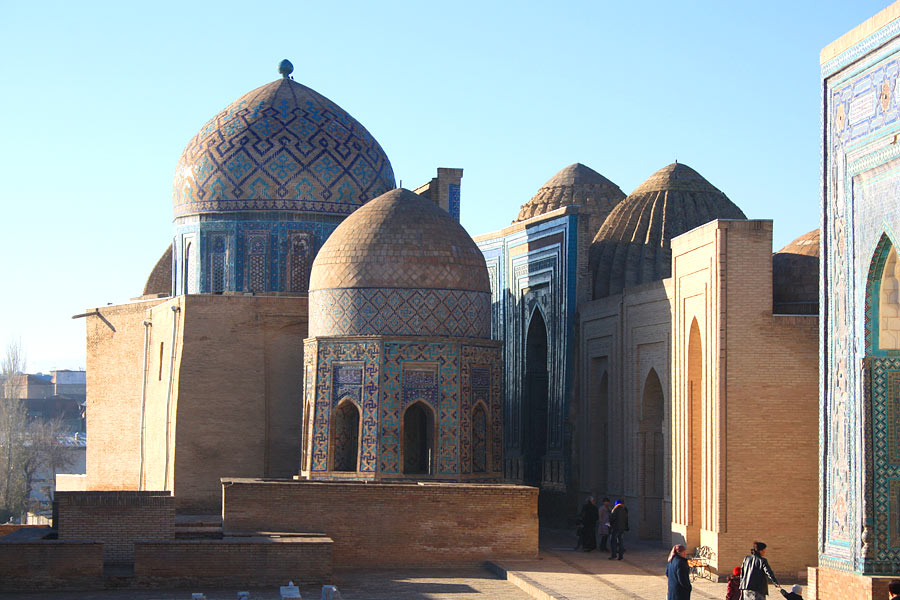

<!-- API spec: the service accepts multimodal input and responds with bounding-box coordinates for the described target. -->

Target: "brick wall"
[56,491,174,564]
[0,524,48,538]
[812,565,895,599]
[670,220,818,579]
[0,541,103,590]
[86,299,166,491]
[141,294,308,512]
[222,479,538,567]
[133,537,332,587]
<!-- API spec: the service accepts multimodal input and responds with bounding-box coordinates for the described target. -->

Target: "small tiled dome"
[308,189,491,338]
[173,76,395,218]
[590,163,746,299]
[514,163,626,235]
[773,229,819,314]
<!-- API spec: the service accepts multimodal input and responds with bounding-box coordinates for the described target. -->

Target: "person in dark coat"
[888,579,900,600]
[608,499,628,560]
[666,544,692,600]
[577,496,600,551]
[779,584,802,599]
[739,541,781,599]
[597,497,611,552]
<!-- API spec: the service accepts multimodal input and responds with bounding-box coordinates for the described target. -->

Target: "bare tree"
[0,340,27,520]
[0,340,73,522]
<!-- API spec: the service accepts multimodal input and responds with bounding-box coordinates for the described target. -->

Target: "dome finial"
[278,59,294,79]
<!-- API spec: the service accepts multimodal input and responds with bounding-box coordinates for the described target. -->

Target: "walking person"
[597,497,611,552]
[666,544,692,600]
[726,566,741,600]
[577,496,599,551]
[608,499,628,560]
[739,541,781,599]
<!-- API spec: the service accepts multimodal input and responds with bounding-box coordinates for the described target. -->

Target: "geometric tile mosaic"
[173,78,394,218]
[309,287,491,339]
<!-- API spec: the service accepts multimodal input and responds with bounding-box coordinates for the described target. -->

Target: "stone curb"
[484,561,570,600]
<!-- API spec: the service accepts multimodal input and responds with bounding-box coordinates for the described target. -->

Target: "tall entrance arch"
[523,309,549,486]
[639,368,665,539]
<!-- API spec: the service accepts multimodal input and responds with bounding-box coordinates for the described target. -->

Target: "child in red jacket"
[725,566,741,600]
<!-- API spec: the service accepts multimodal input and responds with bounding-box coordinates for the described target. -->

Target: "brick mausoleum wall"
[56,491,174,564]
[134,537,332,587]
[222,479,538,567]
[811,566,894,599]
[86,298,166,491]
[0,541,103,590]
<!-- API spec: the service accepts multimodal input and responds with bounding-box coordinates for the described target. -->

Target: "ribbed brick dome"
[514,163,626,235]
[173,76,395,218]
[308,189,491,338]
[773,229,819,314]
[590,163,746,299]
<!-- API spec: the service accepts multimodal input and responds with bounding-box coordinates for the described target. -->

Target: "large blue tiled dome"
[173,76,395,218]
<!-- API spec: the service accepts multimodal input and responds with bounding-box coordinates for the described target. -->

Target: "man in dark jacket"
[608,500,628,560]
[740,541,780,599]
[578,496,600,551]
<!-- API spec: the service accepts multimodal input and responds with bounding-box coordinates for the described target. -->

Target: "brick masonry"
[0,541,103,590]
[133,537,332,587]
[55,491,174,564]
[221,479,538,567]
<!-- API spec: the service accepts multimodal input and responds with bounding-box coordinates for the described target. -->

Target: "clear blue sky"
[0,0,890,372]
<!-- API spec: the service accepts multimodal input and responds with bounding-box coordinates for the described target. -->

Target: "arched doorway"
[687,318,704,545]
[332,400,360,472]
[639,368,665,540]
[583,360,608,497]
[472,403,489,473]
[403,401,434,475]
[523,309,549,485]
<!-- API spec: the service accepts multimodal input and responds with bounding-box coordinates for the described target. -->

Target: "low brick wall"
[812,565,895,599]
[222,479,538,567]
[0,524,48,538]
[0,541,103,590]
[56,490,174,563]
[134,537,332,587]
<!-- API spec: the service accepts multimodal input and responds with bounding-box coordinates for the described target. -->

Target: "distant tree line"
[0,340,72,523]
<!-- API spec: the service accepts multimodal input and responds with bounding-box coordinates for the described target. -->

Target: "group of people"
[667,540,801,600]
[576,496,628,560]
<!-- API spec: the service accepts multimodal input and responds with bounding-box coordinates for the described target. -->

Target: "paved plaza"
[0,529,777,599]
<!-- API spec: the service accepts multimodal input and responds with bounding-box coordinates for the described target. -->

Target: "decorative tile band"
[309,288,492,339]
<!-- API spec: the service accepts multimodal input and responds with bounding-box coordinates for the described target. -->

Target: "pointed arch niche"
[523,308,549,485]
[639,368,665,540]
[403,401,435,475]
[687,317,705,544]
[472,403,489,473]
[331,399,360,472]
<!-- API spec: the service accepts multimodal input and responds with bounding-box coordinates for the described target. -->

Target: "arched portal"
[583,360,608,497]
[523,309,549,485]
[332,400,360,472]
[472,403,489,473]
[183,242,192,295]
[687,318,704,544]
[639,368,665,540]
[403,401,434,475]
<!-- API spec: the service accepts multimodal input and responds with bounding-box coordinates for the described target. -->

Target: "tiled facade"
[820,6,900,589]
